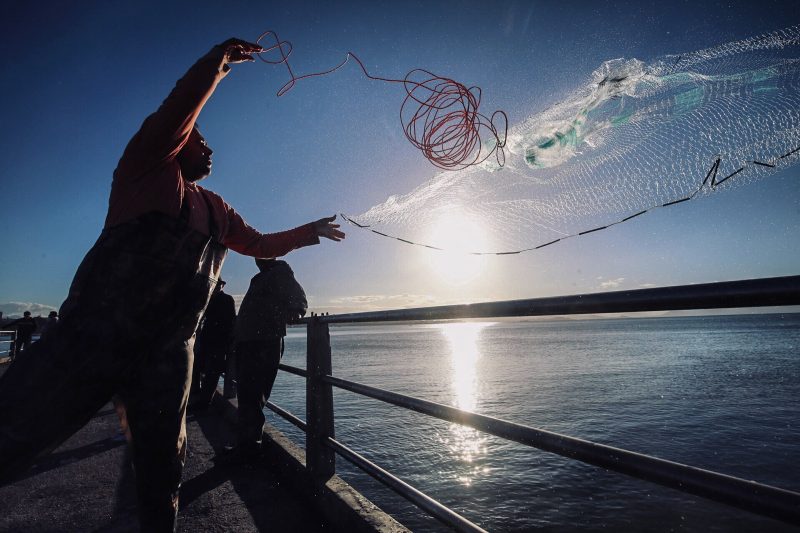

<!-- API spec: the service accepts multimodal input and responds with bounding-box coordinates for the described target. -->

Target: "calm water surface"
[268,314,800,532]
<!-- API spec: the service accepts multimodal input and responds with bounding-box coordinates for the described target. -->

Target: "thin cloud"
[228,293,437,315]
[0,301,58,318]
[598,278,625,290]
[227,293,439,316]
[318,294,437,314]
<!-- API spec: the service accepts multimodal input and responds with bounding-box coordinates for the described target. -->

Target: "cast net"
[346,26,800,254]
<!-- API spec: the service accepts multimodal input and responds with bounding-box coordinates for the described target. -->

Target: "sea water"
[267,314,800,532]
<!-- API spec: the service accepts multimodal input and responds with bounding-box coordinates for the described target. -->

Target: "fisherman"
[222,258,307,462]
[0,38,344,532]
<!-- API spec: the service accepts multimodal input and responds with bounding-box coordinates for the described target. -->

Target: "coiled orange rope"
[256,30,508,171]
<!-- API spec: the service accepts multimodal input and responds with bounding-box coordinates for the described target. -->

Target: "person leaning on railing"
[217,258,307,464]
[0,38,344,533]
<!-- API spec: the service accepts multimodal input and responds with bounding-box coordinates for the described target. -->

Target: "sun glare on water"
[427,211,489,284]
[438,321,494,485]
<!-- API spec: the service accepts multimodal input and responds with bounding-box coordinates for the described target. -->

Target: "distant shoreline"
[288,310,800,328]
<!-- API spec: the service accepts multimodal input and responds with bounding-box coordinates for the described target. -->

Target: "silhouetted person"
[227,259,307,461]
[39,311,59,338]
[0,38,344,532]
[191,280,236,410]
[5,311,36,359]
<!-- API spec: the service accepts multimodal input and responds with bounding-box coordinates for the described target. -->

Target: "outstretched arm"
[219,201,346,258]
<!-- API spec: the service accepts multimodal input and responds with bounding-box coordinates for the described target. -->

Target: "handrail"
[300,275,800,324]
[265,400,307,431]
[0,330,16,359]
[322,374,800,525]
[278,363,307,378]
[265,395,487,532]
[272,276,800,530]
[325,436,488,533]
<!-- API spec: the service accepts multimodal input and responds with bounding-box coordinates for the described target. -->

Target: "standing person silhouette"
[191,279,236,410]
[222,258,307,463]
[39,311,59,338]
[5,311,37,359]
[0,38,344,532]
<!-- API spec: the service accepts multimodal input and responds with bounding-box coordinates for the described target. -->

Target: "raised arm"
[118,38,263,175]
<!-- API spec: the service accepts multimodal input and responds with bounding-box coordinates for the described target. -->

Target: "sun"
[426,210,489,285]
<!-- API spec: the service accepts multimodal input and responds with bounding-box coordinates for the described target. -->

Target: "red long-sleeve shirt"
[105,46,318,258]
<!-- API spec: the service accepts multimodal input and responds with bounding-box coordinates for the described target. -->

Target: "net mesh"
[349,26,800,254]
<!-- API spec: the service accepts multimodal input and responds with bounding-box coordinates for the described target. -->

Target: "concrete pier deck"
[0,402,332,531]
[0,363,407,532]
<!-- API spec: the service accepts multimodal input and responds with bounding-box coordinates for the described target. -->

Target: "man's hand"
[215,38,263,65]
[312,215,345,242]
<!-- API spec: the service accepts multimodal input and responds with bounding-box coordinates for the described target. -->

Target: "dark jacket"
[196,290,236,355]
[235,261,307,341]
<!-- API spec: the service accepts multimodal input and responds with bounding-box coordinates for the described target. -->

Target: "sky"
[0,0,798,317]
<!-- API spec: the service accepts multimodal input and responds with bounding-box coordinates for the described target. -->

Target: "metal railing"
[265,275,800,532]
[0,330,16,359]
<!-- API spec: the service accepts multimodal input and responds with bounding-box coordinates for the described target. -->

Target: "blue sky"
[0,0,798,317]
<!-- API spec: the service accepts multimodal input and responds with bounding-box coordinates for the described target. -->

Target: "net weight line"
[341,144,800,256]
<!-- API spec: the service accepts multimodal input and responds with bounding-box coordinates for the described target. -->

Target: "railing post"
[306,317,335,479]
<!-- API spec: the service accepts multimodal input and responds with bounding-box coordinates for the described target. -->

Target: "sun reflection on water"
[438,321,494,485]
